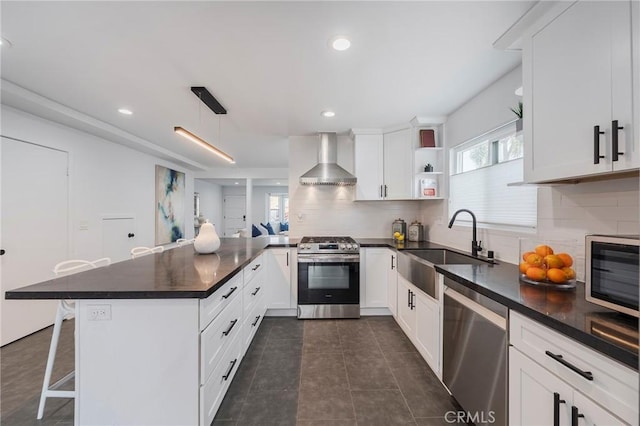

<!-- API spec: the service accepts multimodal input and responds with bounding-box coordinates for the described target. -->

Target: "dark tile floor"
[214,317,464,425]
[1,316,463,426]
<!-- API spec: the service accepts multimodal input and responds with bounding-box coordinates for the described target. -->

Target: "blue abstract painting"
[155,165,185,244]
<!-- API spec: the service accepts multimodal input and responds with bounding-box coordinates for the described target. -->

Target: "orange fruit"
[526,267,547,282]
[547,268,568,284]
[525,253,544,267]
[519,262,530,274]
[557,253,573,268]
[522,251,535,262]
[535,245,554,257]
[562,267,576,280]
[544,254,564,269]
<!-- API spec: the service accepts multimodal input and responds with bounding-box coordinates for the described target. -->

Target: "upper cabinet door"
[383,128,413,199]
[524,0,637,182]
[354,133,384,200]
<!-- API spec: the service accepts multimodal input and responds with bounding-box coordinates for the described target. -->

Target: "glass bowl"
[519,238,577,290]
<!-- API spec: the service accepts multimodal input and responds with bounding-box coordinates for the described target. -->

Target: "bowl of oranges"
[519,239,577,290]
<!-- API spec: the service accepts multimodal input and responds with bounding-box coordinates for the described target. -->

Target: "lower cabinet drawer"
[510,311,638,424]
[242,298,266,352]
[200,331,242,426]
[201,293,242,385]
[243,273,264,317]
[200,273,242,331]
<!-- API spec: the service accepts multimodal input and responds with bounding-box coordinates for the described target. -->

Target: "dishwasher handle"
[444,287,507,330]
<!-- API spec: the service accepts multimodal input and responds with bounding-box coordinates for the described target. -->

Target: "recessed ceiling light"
[0,37,13,48]
[515,86,523,97]
[118,108,133,115]
[330,36,351,51]
[321,110,336,118]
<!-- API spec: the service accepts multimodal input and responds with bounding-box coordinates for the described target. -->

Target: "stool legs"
[37,302,75,419]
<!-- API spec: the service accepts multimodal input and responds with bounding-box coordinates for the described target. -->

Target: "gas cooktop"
[298,236,359,253]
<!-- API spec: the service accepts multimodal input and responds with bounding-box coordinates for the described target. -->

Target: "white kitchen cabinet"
[396,274,416,334]
[414,290,440,375]
[352,128,413,200]
[266,248,293,309]
[509,311,638,425]
[361,248,390,308]
[523,0,639,183]
[387,250,398,317]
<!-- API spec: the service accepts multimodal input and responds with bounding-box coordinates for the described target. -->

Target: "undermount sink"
[406,249,491,266]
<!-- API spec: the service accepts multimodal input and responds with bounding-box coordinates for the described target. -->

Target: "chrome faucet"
[448,209,482,257]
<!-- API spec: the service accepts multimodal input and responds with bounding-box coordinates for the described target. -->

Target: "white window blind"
[449,159,536,228]
[449,120,536,229]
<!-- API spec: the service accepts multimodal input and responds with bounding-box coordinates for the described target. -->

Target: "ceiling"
[0,1,532,171]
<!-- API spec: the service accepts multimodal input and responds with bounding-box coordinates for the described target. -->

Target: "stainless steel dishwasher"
[443,276,508,426]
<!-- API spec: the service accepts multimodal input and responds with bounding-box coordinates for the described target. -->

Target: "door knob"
[0,249,5,256]
[128,233,135,238]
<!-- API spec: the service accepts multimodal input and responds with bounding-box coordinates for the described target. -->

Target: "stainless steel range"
[297,236,360,319]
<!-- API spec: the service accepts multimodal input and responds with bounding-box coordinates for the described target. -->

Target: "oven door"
[297,255,360,305]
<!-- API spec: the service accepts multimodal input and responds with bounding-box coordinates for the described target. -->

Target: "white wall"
[289,135,423,238]
[195,179,222,229]
[1,105,195,260]
[419,66,639,279]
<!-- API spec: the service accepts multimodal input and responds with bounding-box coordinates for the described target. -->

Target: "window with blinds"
[449,120,536,229]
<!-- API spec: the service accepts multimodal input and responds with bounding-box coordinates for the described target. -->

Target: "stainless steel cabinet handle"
[251,287,261,296]
[545,351,593,381]
[222,319,238,336]
[553,392,566,426]
[222,286,238,299]
[222,359,238,381]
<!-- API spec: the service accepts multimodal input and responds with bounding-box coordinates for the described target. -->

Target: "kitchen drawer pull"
[593,125,605,164]
[252,315,261,327]
[384,185,388,198]
[571,406,584,426]
[410,291,416,310]
[222,286,238,299]
[222,358,238,381]
[251,287,261,296]
[612,120,624,161]
[545,351,593,381]
[286,252,289,266]
[407,289,411,307]
[222,319,238,336]
[252,264,261,271]
[391,255,395,270]
[553,392,566,426]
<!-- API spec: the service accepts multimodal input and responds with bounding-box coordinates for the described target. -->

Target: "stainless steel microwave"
[585,234,639,318]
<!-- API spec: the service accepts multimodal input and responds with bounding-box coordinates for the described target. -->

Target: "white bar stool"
[37,257,111,419]
[130,245,165,258]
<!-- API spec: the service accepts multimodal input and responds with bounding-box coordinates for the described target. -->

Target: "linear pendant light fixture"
[174,126,235,163]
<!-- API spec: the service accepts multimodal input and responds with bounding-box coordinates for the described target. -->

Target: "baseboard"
[360,307,392,316]
[265,308,297,317]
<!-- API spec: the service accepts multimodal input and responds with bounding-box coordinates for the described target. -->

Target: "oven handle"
[297,255,360,263]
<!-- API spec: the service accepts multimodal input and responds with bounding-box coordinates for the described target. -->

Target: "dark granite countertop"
[5,236,297,300]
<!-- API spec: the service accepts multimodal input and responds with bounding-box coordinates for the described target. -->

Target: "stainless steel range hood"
[299,133,357,186]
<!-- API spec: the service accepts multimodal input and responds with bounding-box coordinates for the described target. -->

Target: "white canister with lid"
[420,179,438,197]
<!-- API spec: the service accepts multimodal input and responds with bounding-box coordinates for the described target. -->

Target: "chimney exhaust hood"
[299,133,357,186]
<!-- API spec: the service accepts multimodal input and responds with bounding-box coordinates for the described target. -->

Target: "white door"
[362,248,388,308]
[383,128,413,199]
[223,195,246,237]
[396,275,415,336]
[102,217,136,263]
[387,250,398,317]
[1,137,69,345]
[509,347,573,426]
[414,290,440,375]
[267,249,291,309]
[353,134,384,200]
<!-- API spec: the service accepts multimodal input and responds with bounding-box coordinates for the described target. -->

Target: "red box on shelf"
[420,129,436,147]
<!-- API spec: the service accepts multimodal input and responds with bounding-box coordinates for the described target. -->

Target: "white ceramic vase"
[194,222,221,254]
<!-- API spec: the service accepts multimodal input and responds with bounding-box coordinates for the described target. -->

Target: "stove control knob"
[352,244,358,250]
[346,244,352,249]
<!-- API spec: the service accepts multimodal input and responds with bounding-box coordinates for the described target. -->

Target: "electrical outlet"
[88,304,111,321]
[79,220,89,230]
